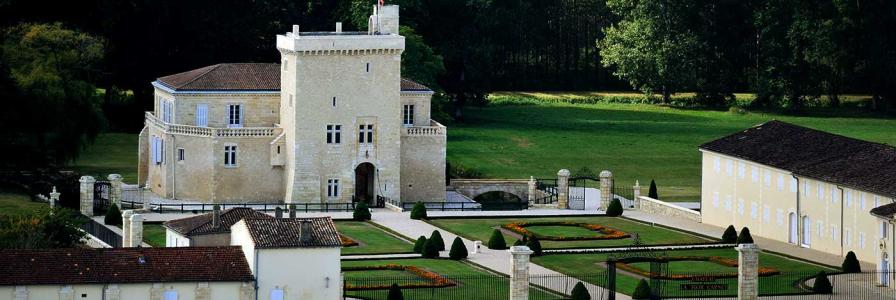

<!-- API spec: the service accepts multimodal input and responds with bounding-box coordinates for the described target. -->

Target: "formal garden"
[335,220,415,255]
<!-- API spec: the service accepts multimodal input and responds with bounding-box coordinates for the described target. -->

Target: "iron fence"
[533,178,558,205]
[119,200,355,213]
[343,273,580,300]
[81,218,121,248]
[398,201,528,211]
[611,184,635,209]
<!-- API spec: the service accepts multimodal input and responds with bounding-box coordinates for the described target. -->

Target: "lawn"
[69,133,139,183]
[532,248,837,297]
[428,216,712,249]
[335,221,415,255]
[449,95,896,201]
[0,189,46,217]
[342,258,560,300]
[143,223,166,247]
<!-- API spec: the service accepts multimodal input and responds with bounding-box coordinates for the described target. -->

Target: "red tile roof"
[243,217,342,248]
[0,247,253,285]
[163,207,272,237]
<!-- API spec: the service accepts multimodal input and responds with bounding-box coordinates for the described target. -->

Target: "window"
[359,124,374,144]
[832,225,838,241]
[724,196,732,211]
[332,97,337,107]
[327,179,339,198]
[751,167,758,182]
[882,221,889,239]
[227,104,243,128]
[712,192,719,208]
[326,125,342,144]
[846,228,852,246]
[196,104,208,126]
[738,162,745,179]
[847,190,853,207]
[776,209,784,225]
[163,290,178,300]
[714,157,721,172]
[832,189,839,203]
[151,136,164,164]
[737,199,744,215]
[763,206,771,223]
[777,175,784,190]
[874,196,881,208]
[802,216,811,246]
[160,99,173,123]
[366,62,370,72]
[817,221,824,238]
[271,288,285,300]
[750,202,758,219]
[224,145,237,167]
[725,160,734,176]
[177,148,185,162]
[790,178,797,193]
[861,193,866,210]
[859,232,866,249]
[764,173,771,186]
[403,104,415,126]
[818,183,824,200]
[803,182,810,196]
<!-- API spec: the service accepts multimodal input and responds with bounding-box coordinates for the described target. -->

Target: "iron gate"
[533,178,558,205]
[606,235,668,300]
[568,177,599,210]
[93,181,111,214]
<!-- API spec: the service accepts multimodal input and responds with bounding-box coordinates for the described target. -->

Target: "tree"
[736,227,754,244]
[422,237,440,258]
[570,282,591,300]
[632,279,651,299]
[410,202,427,220]
[449,237,468,260]
[487,229,508,250]
[400,26,446,91]
[842,251,861,273]
[606,199,623,216]
[648,180,659,199]
[429,230,445,251]
[104,205,122,226]
[812,271,833,293]
[0,208,86,249]
[387,283,404,300]
[722,225,738,243]
[413,236,427,254]
[526,235,542,256]
[353,202,371,221]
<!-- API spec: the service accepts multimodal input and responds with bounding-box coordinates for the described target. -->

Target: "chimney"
[369,5,399,35]
[211,205,221,228]
[292,25,300,36]
[299,220,313,244]
[336,22,343,33]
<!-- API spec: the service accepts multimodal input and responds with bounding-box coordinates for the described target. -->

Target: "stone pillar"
[473,241,482,254]
[509,245,534,300]
[239,282,255,300]
[599,170,613,211]
[142,185,151,211]
[736,243,759,300]
[289,204,296,218]
[127,214,143,247]
[104,284,120,300]
[108,174,123,208]
[196,282,211,300]
[121,210,134,247]
[49,186,60,210]
[79,176,96,217]
[632,180,641,210]
[59,285,74,300]
[14,286,27,300]
[527,176,536,203]
[557,169,570,209]
[150,284,163,300]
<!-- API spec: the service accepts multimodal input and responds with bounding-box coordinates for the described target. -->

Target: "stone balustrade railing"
[145,112,281,138]
[402,120,446,136]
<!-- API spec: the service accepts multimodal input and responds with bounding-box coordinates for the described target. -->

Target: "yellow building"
[699,121,896,283]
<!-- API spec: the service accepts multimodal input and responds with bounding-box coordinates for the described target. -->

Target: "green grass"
[628,260,735,274]
[0,189,46,217]
[335,221,415,255]
[428,216,712,249]
[450,96,896,201]
[143,223,166,247]
[532,248,837,297]
[69,133,139,183]
[525,225,606,238]
[342,258,559,299]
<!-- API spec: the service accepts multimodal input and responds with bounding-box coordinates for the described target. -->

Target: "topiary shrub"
[410,202,427,220]
[736,227,754,244]
[422,237,440,258]
[722,225,738,243]
[449,237,468,260]
[487,229,508,250]
[413,236,427,254]
[632,279,651,299]
[648,179,659,199]
[429,230,445,251]
[526,235,543,256]
[842,251,861,273]
[514,235,528,246]
[353,202,371,221]
[606,198,623,216]
[570,282,590,300]
[104,205,122,226]
[812,271,833,294]
[387,283,404,300]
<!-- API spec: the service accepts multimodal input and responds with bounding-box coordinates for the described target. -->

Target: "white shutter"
[239,105,245,127]
[150,136,157,163]
[196,104,208,126]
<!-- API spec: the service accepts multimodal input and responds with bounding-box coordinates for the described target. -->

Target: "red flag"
[378,0,384,7]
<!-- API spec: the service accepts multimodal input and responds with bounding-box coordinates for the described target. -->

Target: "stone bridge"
[449,179,532,202]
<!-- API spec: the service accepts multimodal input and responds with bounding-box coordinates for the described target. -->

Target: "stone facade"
[736,243,759,300]
[599,170,612,210]
[79,176,95,217]
[557,169,570,209]
[637,196,702,222]
[509,246,533,300]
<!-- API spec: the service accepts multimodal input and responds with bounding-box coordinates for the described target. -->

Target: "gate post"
[606,261,617,300]
[121,210,134,247]
[599,171,613,211]
[736,243,759,300]
[527,176,536,203]
[557,169,570,209]
[108,174,123,208]
[127,213,144,247]
[633,181,641,210]
[79,176,96,217]
[509,245,534,300]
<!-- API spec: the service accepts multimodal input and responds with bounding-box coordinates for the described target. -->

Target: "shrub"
[648,180,659,199]
[736,227,754,244]
[526,235,543,257]
[514,236,528,246]
[413,236,427,254]
[410,202,427,220]
[429,230,445,251]
[449,237,468,260]
[487,229,508,250]
[632,279,651,299]
[842,251,862,273]
[722,225,738,243]
[570,282,590,300]
[812,271,833,294]
[353,202,371,221]
[104,205,122,226]
[606,199,623,216]
[387,283,404,300]
[422,237,440,258]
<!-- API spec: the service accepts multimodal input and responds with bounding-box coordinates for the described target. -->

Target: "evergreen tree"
[449,237,468,260]
[487,229,508,250]
[648,180,659,199]
[387,283,404,300]
[104,205,122,226]
[352,202,371,221]
[429,230,445,251]
[422,237,440,258]
[632,279,651,299]
[526,235,543,256]
[570,282,591,300]
[413,236,427,254]
[812,271,833,293]
[514,235,528,246]
[722,225,738,243]
[606,199,623,216]
[736,227,754,244]
[410,202,427,220]
[842,251,862,273]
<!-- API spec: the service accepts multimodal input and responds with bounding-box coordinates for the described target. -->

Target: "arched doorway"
[354,163,376,205]
[802,216,811,247]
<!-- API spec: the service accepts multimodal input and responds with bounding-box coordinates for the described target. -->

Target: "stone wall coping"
[638,196,701,217]
[450,179,530,184]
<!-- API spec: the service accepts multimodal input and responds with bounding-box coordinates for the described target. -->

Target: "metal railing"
[343,274,570,300]
[533,178,559,205]
[119,200,355,213]
[612,184,635,208]
[81,218,122,248]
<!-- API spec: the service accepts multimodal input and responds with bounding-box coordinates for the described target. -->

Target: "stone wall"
[637,196,702,222]
[400,129,446,201]
[450,179,530,201]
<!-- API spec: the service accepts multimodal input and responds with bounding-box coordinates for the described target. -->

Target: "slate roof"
[871,203,896,218]
[163,207,272,237]
[242,217,342,248]
[156,63,432,92]
[700,120,896,199]
[0,247,253,285]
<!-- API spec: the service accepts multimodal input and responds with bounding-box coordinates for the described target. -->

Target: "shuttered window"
[196,104,208,126]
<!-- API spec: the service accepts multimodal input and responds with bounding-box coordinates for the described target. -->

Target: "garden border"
[343,264,456,290]
[501,221,630,241]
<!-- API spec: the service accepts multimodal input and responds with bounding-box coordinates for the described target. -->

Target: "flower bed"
[340,234,359,247]
[615,256,780,280]
[343,264,456,290]
[501,221,630,241]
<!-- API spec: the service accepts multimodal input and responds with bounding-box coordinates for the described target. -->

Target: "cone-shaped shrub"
[722,225,738,243]
[410,202,427,220]
[632,279,651,299]
[413,236,427,254]
[422,237,440,258]
[812,271,833,294]
[736,227,754,244]
[526,235,543,256]
[353,202,371,221]
[387,283,404,300]
[842,251,862,273]
[606,198,623,216]
[487,229,507,250]
[104,205,122,226]
[514,235,528,246]
[570,282,590,300]
[648,180,659,199]
[429,230,445,251]
[449,237,468,260]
